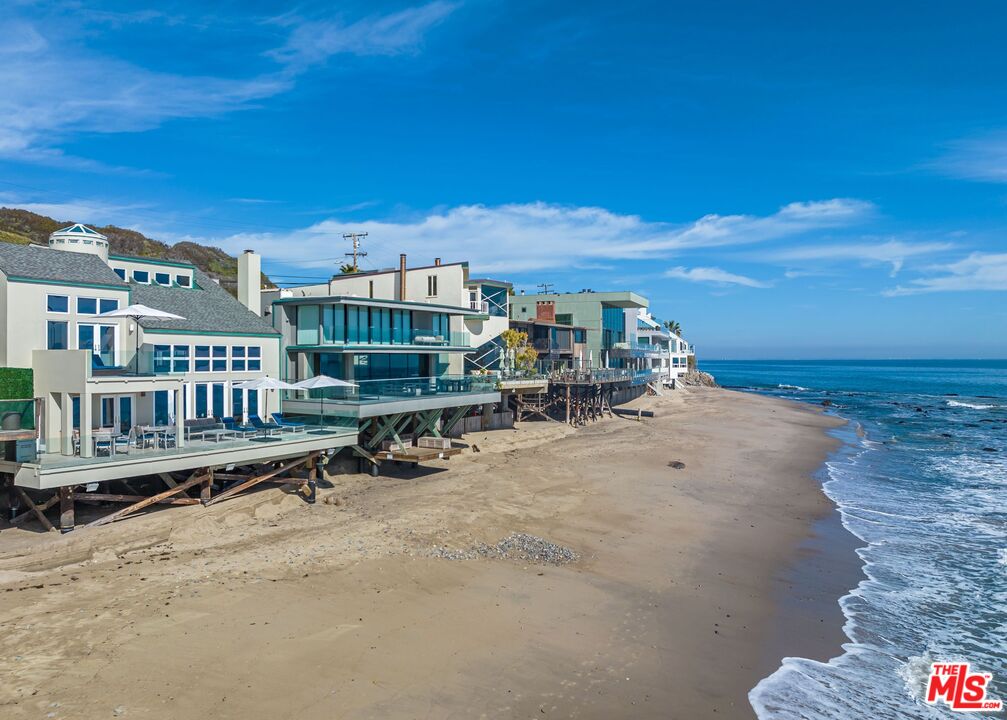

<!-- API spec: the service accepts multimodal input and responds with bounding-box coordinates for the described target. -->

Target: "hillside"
[0,207,273,293]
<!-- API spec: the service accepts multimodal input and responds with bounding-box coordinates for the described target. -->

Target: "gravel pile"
[430,533,579,565]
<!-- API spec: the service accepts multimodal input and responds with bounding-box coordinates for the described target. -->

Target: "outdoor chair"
[249,415,282,436]
[221,417,257,438]
[270,413,307,433]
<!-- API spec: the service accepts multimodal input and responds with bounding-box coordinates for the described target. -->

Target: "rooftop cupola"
[48,223,110,263]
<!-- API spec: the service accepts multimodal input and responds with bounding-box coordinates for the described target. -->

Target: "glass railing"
[302,329,472,348]
[0,399,37,433]
[282,374,498,406]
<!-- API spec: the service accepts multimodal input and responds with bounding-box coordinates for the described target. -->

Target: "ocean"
[701,360,1007,719]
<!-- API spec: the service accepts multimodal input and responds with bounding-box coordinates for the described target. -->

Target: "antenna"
[537,282,554,294]
[343,232,369,271]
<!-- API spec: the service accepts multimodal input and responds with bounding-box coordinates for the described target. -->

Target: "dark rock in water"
[668,460,686,469]
[941,433,952,438]
[979,419,995,423]
[821,399,833,407]
[944,393,959,397]
[982,447,998,452]
[914,407,925,412]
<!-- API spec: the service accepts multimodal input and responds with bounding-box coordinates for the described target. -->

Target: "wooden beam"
[15,488,55,532]
[205,453,318,506]
[157,472,178,489]
[440,405,473,437]
[71,493,200,506]
[86,471,208,528]
[350,444,378,465]
[10,494,59,527]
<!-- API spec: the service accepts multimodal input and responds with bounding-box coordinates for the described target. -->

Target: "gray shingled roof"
[131,269,278,335]
[0,243,127,287]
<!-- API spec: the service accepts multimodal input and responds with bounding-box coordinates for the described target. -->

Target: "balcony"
[290,328,473,352]
[607,341,668,359]
[281,374,502,419]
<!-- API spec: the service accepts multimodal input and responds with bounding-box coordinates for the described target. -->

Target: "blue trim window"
[153,345,172,373]
[47,320,68,349]
[155,272,171,286]
[113,268,126,280]
[172,345,189,372]
[194,345,210,372]
[99,298,118,314]
[231,345,246,371]
[77,297,97,315]
[195,384,208,419]
[133,270,149,283]
[248,346,261,371]
[212,346,227,371]
[46,294,68,313]
[176,274,191,288]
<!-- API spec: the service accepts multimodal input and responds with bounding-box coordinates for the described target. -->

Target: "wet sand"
[0,388,855,719]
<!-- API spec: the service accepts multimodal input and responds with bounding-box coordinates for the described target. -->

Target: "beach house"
[0,227,356,525]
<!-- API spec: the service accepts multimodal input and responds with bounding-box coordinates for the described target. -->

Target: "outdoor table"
[202,428,238,443]
[141,425,174,448]
[93,429,121,456]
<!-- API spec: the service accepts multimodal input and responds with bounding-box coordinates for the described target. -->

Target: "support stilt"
[59,486,73,533]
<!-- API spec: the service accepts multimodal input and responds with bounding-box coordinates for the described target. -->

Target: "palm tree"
[663,320,682,336]
[339,263,360,274]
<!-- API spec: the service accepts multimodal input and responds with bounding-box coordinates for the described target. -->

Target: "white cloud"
[267,2,458,69]
[664,266,771,288]
[933,133,1007,183]
[767,239,953,275]
[884,252,1007,295]
[196,199,870,274]
[0,4,457,166]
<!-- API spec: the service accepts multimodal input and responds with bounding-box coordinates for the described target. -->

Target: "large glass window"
[212,346,227,371]
[47,321,68,349]
[297,305,320,345]
[601,305,626,349]
[46,295,69,313]
[195,384,208,418]
[248,346,261,371]
[373,308,391,344]
[153,345,171,373]
[154,391,169,425]
[99,298,119,314]
[391,309,412,344]
[211,383,225,418]
[231,387,244,420]
[322,305,345,344]
[77,297,97,315]
[346,305,369,343]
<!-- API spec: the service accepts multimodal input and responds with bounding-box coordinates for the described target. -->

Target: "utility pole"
[343,232,369,271]
[537,282,554,294]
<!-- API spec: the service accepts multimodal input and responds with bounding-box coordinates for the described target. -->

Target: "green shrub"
[0,368,33,400]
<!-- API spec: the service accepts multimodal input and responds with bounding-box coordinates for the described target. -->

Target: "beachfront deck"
[9,425,358,490]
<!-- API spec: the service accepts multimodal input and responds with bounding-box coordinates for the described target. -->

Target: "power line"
[537,282,554,294]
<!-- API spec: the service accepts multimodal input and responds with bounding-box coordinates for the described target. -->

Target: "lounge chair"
[270,413,307,433]
[248,415,283,436]
[221,416,257,438]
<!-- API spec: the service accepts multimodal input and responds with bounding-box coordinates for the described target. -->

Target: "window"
[172,345,189,372]
[322,305,345,344]
[113,268,126,280]
[574,329,587,343]
[176,274,191,288]
[77,297,97,315]
[99,298,118,314]
[47,321,68,349]
[346,305,369,343]
[212,346,227,371]
[46,295,68,313]
[555,313,573,326]
[368,280,374,298]
[296,305,320,345]
[155,272,171,286]
[195,384,208,419]
[231,345,246,371]
[248,346,261,371]
[392,309,411,344]
[427,275,438,296]
[133,270,149,283]
[153,345,172,373]
[195,345,210,372]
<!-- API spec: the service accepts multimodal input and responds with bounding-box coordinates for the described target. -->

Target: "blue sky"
[2,1,1006,358]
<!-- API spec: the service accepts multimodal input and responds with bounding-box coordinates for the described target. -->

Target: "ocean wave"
[946,399,996,410]
[777,383,809,390]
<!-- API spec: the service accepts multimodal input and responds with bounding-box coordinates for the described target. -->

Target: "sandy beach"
[0,388,855,719]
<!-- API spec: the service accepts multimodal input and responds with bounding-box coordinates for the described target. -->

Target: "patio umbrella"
[233,377,299,420]
[94,303,185,374]
[293,375,357,426]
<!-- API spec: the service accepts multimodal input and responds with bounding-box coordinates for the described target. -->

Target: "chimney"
[399,254,407,300]
[238,249,262,316]
[536,300,556,324]
[434,257,441,266]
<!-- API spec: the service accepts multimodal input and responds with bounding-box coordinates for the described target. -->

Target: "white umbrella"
[233,377,299,421]
[293,375,357,429]
[94,303,185,374]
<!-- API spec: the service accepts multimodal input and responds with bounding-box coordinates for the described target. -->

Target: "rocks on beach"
[430,533,579,565]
